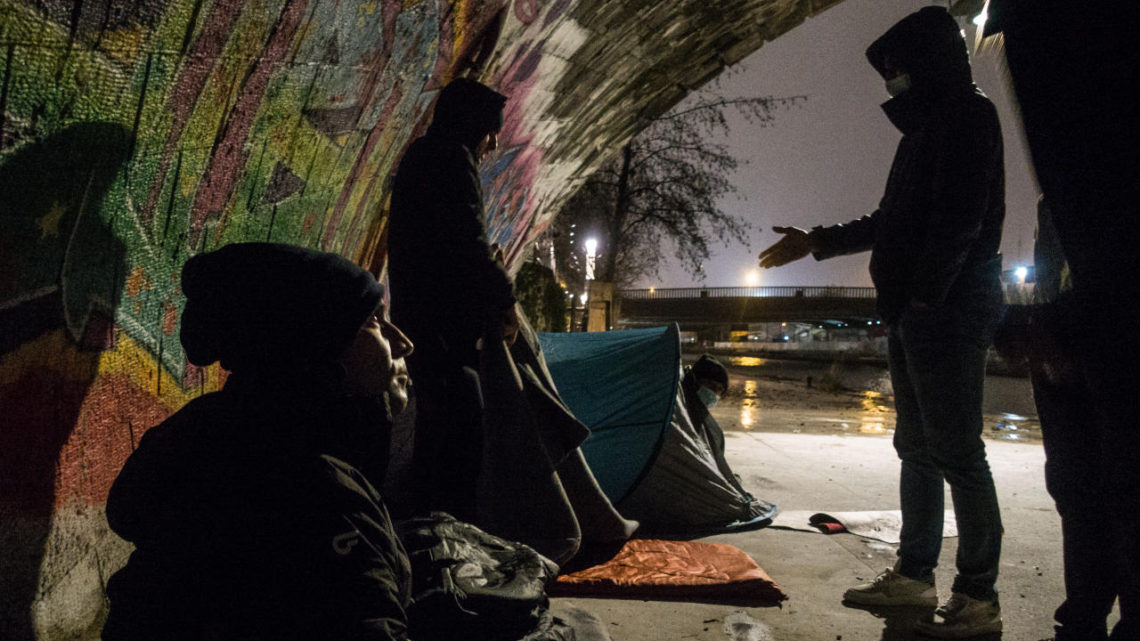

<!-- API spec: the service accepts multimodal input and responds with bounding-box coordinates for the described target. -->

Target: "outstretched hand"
[758,226,814,269]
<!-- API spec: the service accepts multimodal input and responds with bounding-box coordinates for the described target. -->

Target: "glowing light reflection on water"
[740,380,758,430]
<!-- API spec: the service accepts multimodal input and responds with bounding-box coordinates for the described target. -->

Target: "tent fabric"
[616,391,774,534]
[538,326,681,503]
[538,325,777,534]
[550,539,786,604]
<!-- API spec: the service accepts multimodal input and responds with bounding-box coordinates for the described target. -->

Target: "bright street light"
[1014,266,1028,283]
[584,238,598,280]
[744,270,760,287]
[972,7,988,27]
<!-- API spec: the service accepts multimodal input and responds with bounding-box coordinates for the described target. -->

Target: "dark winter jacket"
[984,0,1140,304]
[103,376,412,641]
[388,82,514,357]
[810,7,1005,323]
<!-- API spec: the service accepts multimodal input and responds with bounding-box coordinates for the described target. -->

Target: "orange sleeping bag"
[551,539,786,604]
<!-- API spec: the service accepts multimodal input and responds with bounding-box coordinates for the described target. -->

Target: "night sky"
[638,0,1038,289]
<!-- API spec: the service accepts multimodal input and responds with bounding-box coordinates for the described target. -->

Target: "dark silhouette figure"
[0,123,131,640]
[985,4,1140,639]
[102,243,415,640]
[387,78,517,519]
[758,8,1005,636]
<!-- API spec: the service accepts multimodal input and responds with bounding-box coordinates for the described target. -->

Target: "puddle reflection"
[739,380,758,430]
[729,356,767,368]
[860,422,887,434]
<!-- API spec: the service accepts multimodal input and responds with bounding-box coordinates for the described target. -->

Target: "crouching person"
[103,243,415,641]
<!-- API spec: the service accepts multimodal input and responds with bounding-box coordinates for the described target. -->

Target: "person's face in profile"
[337,303,414,412]
[475,129,499,161]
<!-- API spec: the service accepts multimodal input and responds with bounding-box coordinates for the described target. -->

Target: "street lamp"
[584,238,598,281]
[744,270,760,287]
[972,6,988,27]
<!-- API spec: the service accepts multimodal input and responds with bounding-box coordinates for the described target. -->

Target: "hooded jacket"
[388,80,514,358]
[810,7,1005,323]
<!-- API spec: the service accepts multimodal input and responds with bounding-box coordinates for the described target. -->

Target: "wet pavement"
[549,359,1093,640]
[711,356,1043,444]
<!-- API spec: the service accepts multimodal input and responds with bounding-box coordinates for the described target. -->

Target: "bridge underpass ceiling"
[480,0,848,268]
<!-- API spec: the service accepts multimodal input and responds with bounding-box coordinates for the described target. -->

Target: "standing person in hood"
[387,78,518,519]
[103,243,415,641]
[757,7,1005,637]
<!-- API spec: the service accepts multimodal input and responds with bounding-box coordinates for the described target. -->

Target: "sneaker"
[843,566,938,607]
[915,592,1003,638]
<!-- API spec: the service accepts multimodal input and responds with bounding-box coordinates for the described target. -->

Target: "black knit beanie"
[691,354,729,390]
[180,243,385,374]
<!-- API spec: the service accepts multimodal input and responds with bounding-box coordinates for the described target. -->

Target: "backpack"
[398,513,558,641]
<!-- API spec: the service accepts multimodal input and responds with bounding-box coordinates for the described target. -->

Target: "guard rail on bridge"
[620,286,877,300]
[616,286,879,327]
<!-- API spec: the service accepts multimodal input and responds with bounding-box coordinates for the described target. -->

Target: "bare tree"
[551,88,805,290]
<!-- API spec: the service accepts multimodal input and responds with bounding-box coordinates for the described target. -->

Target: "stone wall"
[0,0,841,637]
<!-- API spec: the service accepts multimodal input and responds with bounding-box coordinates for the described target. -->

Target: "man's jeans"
[888,304,1003,602]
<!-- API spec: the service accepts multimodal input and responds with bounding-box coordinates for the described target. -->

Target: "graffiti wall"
[0,0,840,636]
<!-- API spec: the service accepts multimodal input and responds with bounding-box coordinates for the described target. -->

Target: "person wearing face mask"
[757,7,1006,638]
[689,354,728,411]
[102,243,415,641]
[680,354,754,504]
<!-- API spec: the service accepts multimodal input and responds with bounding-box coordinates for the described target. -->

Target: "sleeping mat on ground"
[550,539,786,604]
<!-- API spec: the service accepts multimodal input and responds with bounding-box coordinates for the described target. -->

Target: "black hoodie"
[810,7,1005,323]
[388,79,514,362]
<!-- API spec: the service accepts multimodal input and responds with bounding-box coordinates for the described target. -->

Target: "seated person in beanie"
[682,354,746,495]
[681,355,730,458]
[686,354,729,410]
[103,243,414,641]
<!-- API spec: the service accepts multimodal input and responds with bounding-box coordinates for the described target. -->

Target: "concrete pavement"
[552,430,1081,641]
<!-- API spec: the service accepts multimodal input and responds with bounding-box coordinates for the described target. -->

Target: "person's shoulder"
[935,88,999,136]
[403,134,471,166]
[135,391,233,448]
[305,454,385,510]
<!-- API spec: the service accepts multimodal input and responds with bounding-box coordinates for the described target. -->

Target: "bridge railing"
[619,286,877,300]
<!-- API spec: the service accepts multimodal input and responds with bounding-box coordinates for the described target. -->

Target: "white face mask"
[885,73,911,97]
[697,386,719,409]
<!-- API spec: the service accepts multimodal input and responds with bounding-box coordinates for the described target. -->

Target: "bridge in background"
[615,286,880,331]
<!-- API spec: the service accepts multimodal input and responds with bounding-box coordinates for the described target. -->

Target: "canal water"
[688,353,1039,437]
[709,355,1037,419]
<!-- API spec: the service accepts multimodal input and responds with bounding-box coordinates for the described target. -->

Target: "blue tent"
[538,325,776,534]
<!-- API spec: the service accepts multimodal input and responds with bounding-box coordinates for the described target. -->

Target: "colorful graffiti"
[0,0,552,636]
[1,0,829,634]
